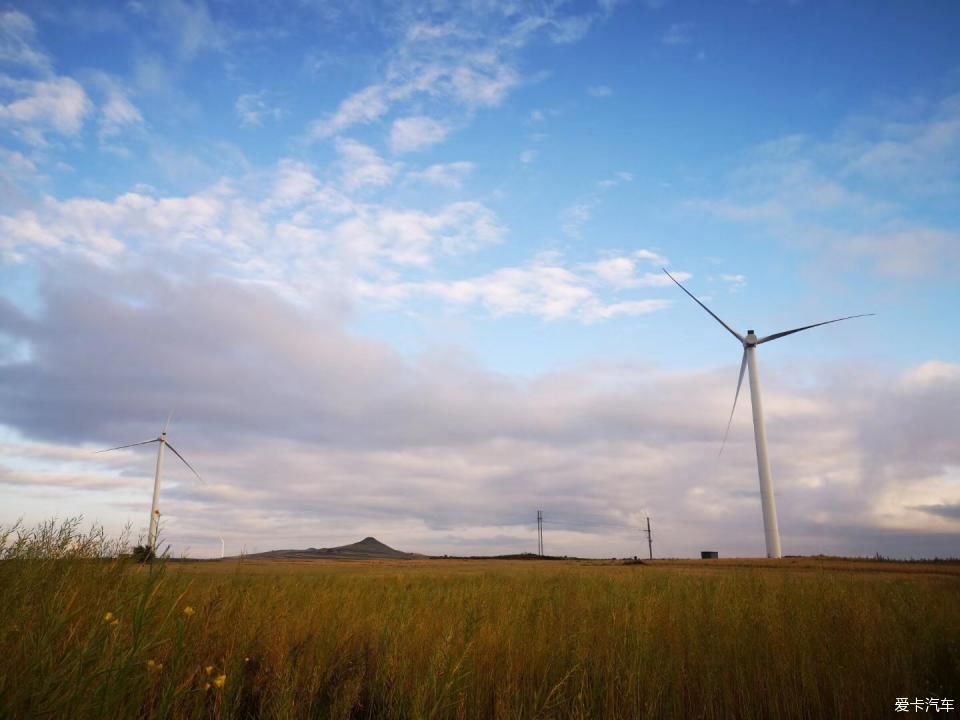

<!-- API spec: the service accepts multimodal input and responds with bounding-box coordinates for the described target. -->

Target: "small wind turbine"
[219,536,225,559]
[96,414,201,556]
[663,269,873,558]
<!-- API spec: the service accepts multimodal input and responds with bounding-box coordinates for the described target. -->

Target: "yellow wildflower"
[146,659,163,672]
[103,612,114,623]
[205,665,214,676]
[213,674,226,689]
[183,606,195,617]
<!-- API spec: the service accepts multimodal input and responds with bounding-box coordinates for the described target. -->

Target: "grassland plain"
[1,520,958,719]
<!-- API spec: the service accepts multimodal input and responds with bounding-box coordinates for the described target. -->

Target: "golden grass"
[1,519,958,719]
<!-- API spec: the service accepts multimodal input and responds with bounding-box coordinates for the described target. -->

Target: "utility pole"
[537,510,543,556]
[643,516,653,560]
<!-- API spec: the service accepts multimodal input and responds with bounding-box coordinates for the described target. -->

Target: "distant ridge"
[239,536,422,561]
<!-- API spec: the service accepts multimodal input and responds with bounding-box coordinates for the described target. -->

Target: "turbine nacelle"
[744,331,758,346]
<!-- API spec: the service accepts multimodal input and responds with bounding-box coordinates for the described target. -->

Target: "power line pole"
[643,516,653,560]
[537,510,543,556]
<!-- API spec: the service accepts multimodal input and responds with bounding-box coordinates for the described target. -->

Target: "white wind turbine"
[663,269,873,558]
[96,414,202,557]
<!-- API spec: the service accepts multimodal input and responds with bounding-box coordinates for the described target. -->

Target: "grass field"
[1,519,958,719]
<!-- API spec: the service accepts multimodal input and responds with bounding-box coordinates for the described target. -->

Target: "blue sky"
[1,0,958,559]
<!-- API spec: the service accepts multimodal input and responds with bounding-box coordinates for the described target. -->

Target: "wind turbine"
[96,414,201,557]
[663,269,873,558]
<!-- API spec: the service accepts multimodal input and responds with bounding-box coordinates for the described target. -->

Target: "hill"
[238,536,421,561]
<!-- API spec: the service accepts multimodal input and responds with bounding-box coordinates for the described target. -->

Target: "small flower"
[146,659,163,672]
[205,665,214,676]
[213,674,226,689]
[244,657,249,663]
[103,612,115,623]
[204,682,211,691]
[183,606,195,617]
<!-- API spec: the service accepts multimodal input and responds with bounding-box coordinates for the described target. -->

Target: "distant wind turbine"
[96,413,201,557]
[663,269,873,558]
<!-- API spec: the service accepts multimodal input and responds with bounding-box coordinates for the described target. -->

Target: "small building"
[701,550,719,559]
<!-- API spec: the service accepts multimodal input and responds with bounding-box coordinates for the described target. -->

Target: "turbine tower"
[663,269,872,558]
[96,414,201,556]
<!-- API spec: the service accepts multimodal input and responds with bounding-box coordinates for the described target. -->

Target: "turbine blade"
[757,313,875,344]
[163,410,174,433]
[662,269,744,343]
[94,438,160,453]
[164,441,203,482]
[720,349,748,456]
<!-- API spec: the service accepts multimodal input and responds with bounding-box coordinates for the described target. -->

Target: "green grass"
[1,518,958,719]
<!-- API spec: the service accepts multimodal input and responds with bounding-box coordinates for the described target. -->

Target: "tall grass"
[1,518,957,719]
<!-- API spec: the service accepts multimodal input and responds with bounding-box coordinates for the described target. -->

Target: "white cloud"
[559,200,597,238]
[588,85,612,98]
[839,93,960,191]
[719,274,746,291]
[95,77,143,139]
[0,10,50,72]
[0,76,93,141]
[406,161,475,189]
[0,158,501,278]
[389,115,449,154]
[634,249,668,265]
[685,93,960,280]
[361,252,679,322]
[160,0,225,61]
[450,61,519,107]
[549,15,594,44]
[310,84,389,139]
[309,6,608,141]
[519,149,537,164]
[336,138,397,191]
[263,159,322,211]
[581,252,685,290]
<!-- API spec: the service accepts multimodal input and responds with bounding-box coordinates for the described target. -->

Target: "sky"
[1,0,958,559]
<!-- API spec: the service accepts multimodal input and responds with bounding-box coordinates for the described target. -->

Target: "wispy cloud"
[0,75,93,143]
[235,92,283,128]
[587,85,612,98]
[0,10,51,72]
[560,171,634,237]
[405,161,475,189]
[719,273,746,291]
[389,115,450,154]
[359,250,678,323]
[308,5,613,141]
[684,93,960,280]
[336,138,397,191]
